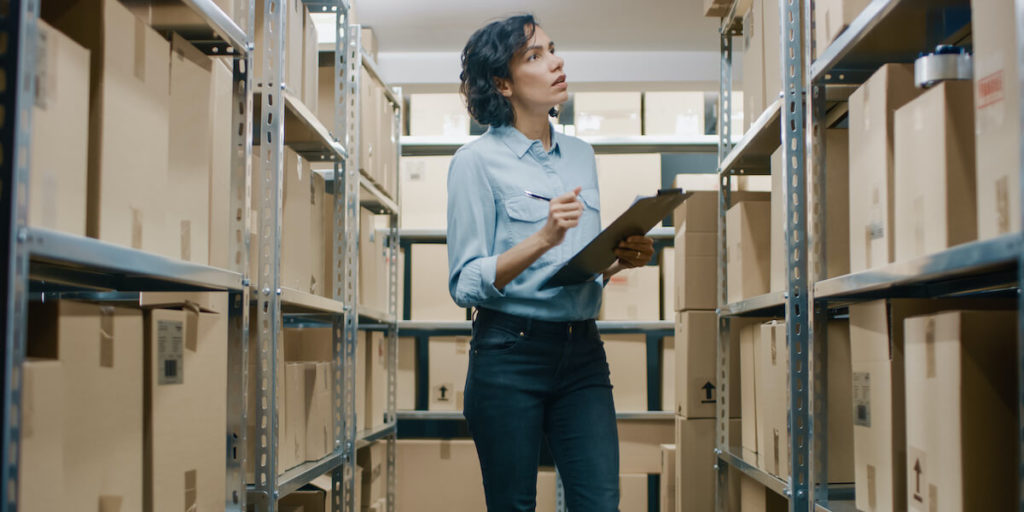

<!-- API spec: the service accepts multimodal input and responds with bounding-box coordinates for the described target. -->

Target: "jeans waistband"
[474,307,596,338]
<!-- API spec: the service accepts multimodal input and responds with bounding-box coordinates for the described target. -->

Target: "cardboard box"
[673,230,718,311]
[19,359,63,512]
[619,420,675,474]
[574,92,642,136]
[894,81,976,263]
[279,488,326,512]
[366,331,388,429]
[827,320,856,483]
[756,321,788,479]
[670,175,770,234]
[361,26,379,62]
[358,206,390,315]
[251,0,303,89]
[596,154,663,228]
[600,265,661,321]
[282,362,308,470]
[704,0,733,17]
[660,444,677,511]
[378,95,399,200]
[308,170,327,296]
[400,156,450,229]
[316,63,340,135]
[604,334,648,411]
[820,130,851,279]
[411,244,466,321]
[662,336,675,411]
[428,336,470,411]
[125,0,239,32]
[208,59,233,270]
[739,321,761,465]
[48,0,171,255]
[644,92,705,136]
[741,1,765,133]
[661,248,675,319]
[302,11,318,113]
[409,93,470,136]
[537,468,557,512]
[903,310,1017,512]
[398,336,417,410]
[358,442,386,507]
[973,0,1021,240]
[762,0,782,105]
[848,63,921,272]
[620,474,648,512]
[27,301,143,512]
[675,417,741,511]
[726,200,771,303]
[770,147,785,292]
[396,439,486,512]
[847,299,1012,512]
[259,148,319,292]
[143,295,228,512]
[359,68,379,181]
[739,474,788,512]
[305,362,333,461]
[675,311,740,419]
[814,0,871,56]
[29,21,89,236]
[167,34,212,264]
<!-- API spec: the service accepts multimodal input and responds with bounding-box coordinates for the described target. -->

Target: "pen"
[524,190,553,202]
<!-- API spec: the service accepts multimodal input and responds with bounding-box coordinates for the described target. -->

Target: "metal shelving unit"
[712,0,809,510]
[1,0,255,511]
[401,135,726,157]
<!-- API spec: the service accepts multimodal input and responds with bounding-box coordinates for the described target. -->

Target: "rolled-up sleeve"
[447,149,506,308]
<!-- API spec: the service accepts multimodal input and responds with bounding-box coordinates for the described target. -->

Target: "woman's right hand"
[538,186,584,249]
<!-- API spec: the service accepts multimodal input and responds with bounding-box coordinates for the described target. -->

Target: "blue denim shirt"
[446,124,603,321]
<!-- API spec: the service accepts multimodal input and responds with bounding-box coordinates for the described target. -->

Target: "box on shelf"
[600,265,660,321]
[643,92,705,136]
[739,474,789,512]
[660,444,676,512]
[893,80,976,263]
[167,34,213,265]
[827,320,856,483]
[675,311,740,419]
[619,420,675,474]
[675,417,741,511]
[304,362,333,461]
[359,67,380,182]
[281,361,307,470]
[250,0,304,89]
[366,331,388,429]
[741,0,765,134]
[125,0,240,34]
[904,310,1017,512]
[974,0,1021,240]
[673,230,717,311]
[847,298,1013,512]
[756,321,788,479]
[604,334,648,411]
[396,439,486,512]
[428,336,470,411]
[704,0,733,17]
[279,488,326,512]
[409,93,471,137]
[411,244,467,321]
[596,153,662,228]
[358,206,391,315]
[662,336,675,411]
[620,474,648,512]
[29,20,89,237]
[360,26,379,62]
[142,294,227,512]
[537,468,557,512]
[302,10,319,114]
[46,0,171,256]
[848,63,921,272]
[574,92,642,136]
[19,359,63,512]
[819,130,851,279]
[762,0,781,105]
[770,148,784,292]
[398,336,417,410]
[661,248,675,319]
[27,301,143,511]
[358,442,386,507]
[814,0,871,58]
[274,150,325,294]
[400,156,450,229]
[726,199,771,303]
[739,320,761,466]
[208,59,233,270]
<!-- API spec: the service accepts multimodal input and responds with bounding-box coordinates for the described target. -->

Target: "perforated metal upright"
[1018,3,1024,510]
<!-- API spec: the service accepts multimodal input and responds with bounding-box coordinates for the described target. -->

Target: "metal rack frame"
[713,0,1024,511]
[1,0,255,510]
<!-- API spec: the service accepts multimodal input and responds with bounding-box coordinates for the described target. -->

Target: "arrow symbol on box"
[913,459,923,503]
[438,385,449,401]
[701,381,716,403]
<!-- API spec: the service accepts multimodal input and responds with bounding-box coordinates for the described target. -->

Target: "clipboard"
[540,188,693,289]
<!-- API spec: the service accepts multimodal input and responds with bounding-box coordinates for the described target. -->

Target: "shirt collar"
[490,123,561,158]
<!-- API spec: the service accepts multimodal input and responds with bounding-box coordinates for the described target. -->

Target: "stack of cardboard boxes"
[20,293,229,511]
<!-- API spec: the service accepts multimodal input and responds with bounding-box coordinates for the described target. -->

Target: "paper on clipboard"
[540,188,692,289]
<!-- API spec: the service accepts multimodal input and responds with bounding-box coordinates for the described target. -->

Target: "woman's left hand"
[613,235,655,268]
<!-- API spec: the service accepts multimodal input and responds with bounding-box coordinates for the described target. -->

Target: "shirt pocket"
[503,195,556,265]
[578,188,601,232]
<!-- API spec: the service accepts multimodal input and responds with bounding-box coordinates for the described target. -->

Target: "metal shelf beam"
[27,227,244,291]
[813,234,1021,301]
[718,98,781,175]
[720,291,786,317]
[275,451,345,497]
[359,176,399,215]
[716,448,790,498]
[136,0,251,54]
[253,89,348,162]
[356,422,397,449]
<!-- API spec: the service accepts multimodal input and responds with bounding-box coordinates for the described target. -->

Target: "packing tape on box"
[184,300,201,353]
[100,306,115,368]
[185,469,197,512]
[925,318,936,379]
[133,18,146,82]
[99,495,123,512]
[439,439,452,460]
[867,464,877,509]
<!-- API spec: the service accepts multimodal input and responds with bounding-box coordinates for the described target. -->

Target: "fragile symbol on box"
[700,381,716,404]
[434,384,452,402]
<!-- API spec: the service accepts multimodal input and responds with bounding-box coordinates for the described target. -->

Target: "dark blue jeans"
[463,308,620,511]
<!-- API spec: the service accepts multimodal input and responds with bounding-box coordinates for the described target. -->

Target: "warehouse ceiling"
[352,0,722,52]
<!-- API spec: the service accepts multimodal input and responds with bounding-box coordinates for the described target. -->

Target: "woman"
[447,14,655,511]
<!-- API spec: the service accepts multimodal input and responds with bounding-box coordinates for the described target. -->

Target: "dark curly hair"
[460,14,557,127]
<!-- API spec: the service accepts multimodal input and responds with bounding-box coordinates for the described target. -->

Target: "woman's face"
[500,25,567,116]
